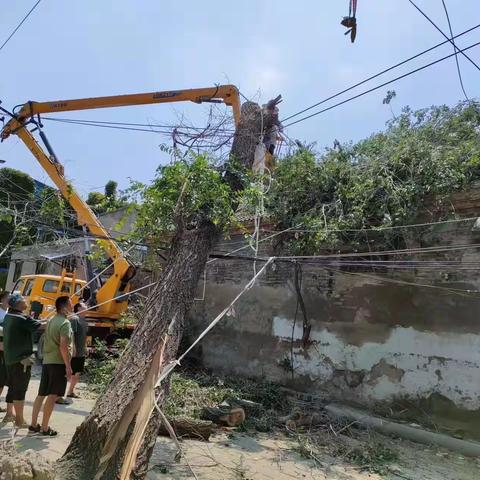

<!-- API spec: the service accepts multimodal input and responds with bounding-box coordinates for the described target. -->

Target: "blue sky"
[0,1,479,197]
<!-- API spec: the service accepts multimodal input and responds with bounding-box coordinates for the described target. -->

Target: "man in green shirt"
[2,293,42,427]
[30,296,73,436]
[0,290,10,414]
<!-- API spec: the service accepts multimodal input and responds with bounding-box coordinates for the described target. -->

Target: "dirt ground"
[1,368,478,479]
[148,430,480,480]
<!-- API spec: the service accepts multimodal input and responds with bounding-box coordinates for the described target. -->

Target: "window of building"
[35,260,47,275]
[43,280,59,293]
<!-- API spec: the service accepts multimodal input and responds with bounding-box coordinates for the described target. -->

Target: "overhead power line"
[283,39,480,128]
[441,0,469,101]
[407,0,480,72]
[43,118,183,136]
[42,118,235,139]
[281,23,480,123]
[44,117,235,133]
[0,0,42,53]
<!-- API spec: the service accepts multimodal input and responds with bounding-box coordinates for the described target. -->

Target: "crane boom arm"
[3,84,240,131]
[1,84,241,319]
[12,123,123,258]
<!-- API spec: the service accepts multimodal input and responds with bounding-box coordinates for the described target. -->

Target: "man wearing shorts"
[30,296,73,436]
[2,293,42,427]
[57,302,88,403]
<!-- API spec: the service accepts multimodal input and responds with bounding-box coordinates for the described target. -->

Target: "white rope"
[153,405,182,458]
[44,281,157,323]
[149,257,274,457]
[39,228,285,323]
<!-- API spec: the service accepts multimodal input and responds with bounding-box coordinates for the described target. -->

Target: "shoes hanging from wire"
[341,0,358,43]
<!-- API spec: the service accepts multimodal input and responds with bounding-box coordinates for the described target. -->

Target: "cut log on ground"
[224,397,264,417]
[158,417,215,441]
[200,406,246,427]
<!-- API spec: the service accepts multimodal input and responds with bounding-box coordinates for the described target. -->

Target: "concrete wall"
[190,189,480,438]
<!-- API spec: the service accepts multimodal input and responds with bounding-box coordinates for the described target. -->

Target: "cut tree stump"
[200,406,246,427]
[224,397,264,417]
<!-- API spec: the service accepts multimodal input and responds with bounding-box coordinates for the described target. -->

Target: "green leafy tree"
[37,187,66,226]
[104,180,118,199]
[268,101,480,253]
[0,168,78,264]
[131,154,235,246]
[87,191,107,214]
[35,186,79,241]
[0,168,35,261]
[87,180,126,214]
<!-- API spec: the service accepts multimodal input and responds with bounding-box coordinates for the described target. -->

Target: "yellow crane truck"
[1,85,241,341]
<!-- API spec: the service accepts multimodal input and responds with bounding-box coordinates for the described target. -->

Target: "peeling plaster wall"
[190,200,480,434]
[191,260,480,411]
[272,317,480,410]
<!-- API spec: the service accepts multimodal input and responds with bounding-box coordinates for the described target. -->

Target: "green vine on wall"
[267,101,480,253]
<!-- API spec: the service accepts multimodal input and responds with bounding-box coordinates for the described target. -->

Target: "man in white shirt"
[0,291,10,413]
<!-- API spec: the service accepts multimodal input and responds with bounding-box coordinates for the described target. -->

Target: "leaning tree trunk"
[55,98,277,480]
[56,223,219,480]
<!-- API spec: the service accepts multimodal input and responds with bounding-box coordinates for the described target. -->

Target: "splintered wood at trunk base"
[56,223,219,480]
[55,97,277,479]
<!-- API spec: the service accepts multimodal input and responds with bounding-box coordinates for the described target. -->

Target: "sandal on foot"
[67,393,80,398]
[56,398,68,405]
[29,424,41,433]
[41,427,58,437]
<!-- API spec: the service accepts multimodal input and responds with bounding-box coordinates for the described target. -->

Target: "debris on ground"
[163,369,290,432]
[0,439,54,480]
[154,369,480,479]
[148,430,480,480]
[2,365,478,480]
